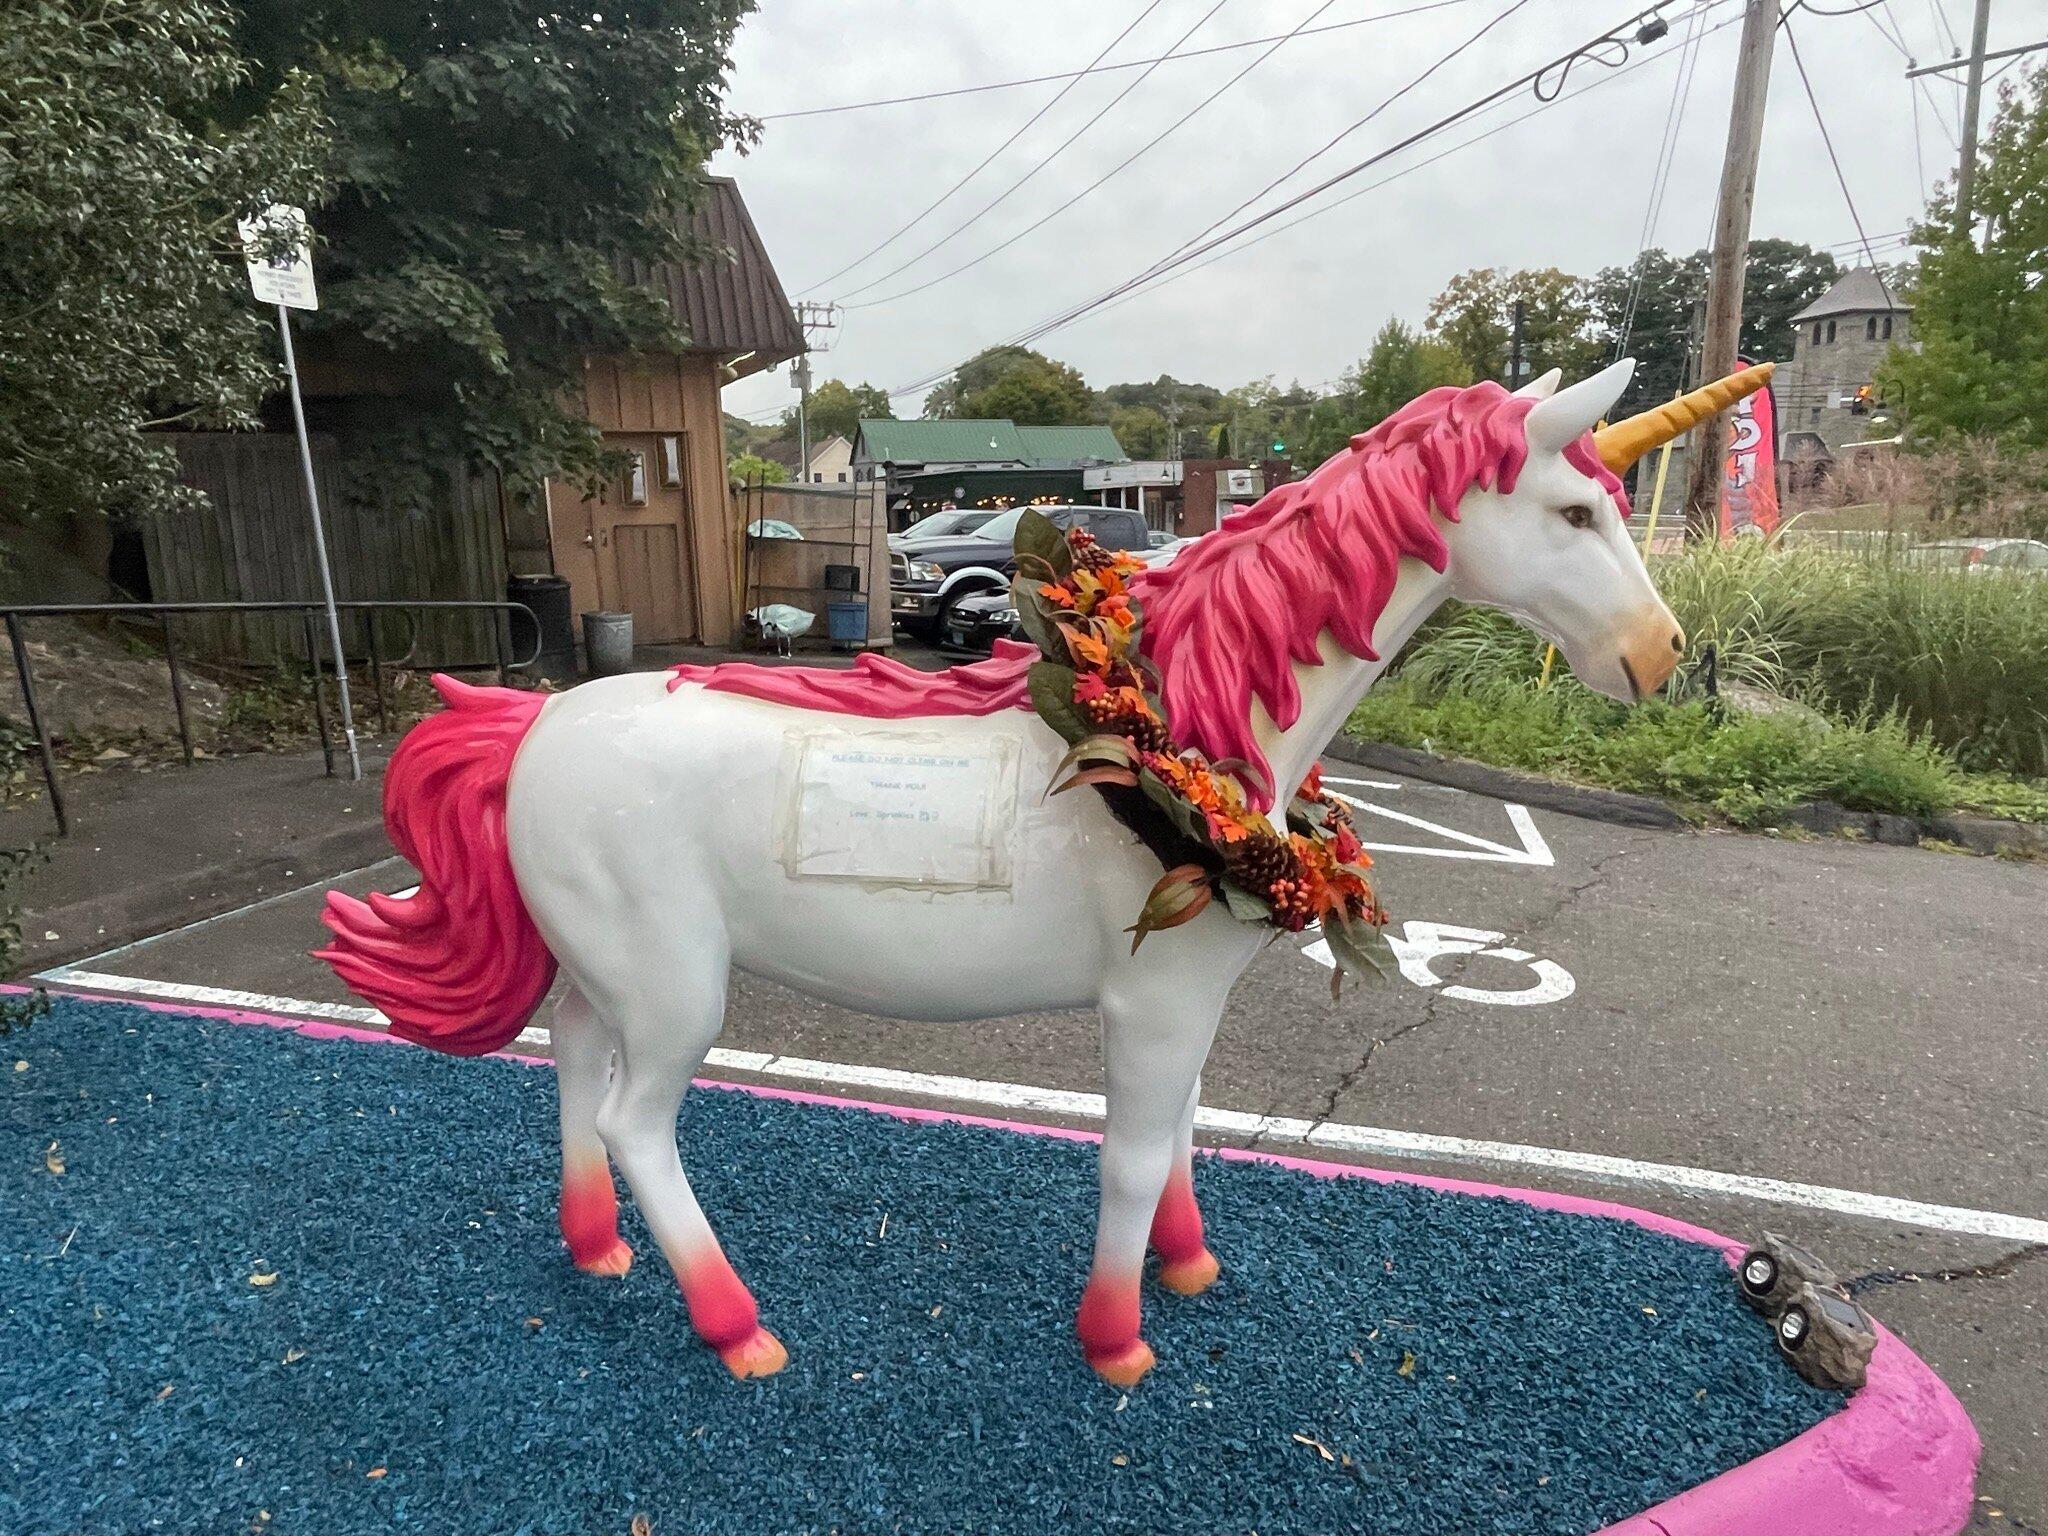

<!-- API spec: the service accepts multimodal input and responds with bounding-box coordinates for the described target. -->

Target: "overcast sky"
[711,0,2030,423]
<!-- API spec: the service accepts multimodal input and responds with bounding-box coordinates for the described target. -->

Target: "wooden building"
[135,177,802,662]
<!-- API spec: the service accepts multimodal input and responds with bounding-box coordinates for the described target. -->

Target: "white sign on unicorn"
[784,731,1021,889]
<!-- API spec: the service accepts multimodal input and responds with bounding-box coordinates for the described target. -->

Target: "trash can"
[506,573,576,685]
[582,610,634,677]
[825,599,867,651]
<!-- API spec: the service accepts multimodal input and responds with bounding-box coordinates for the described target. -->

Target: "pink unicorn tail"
[315,674,557,1056]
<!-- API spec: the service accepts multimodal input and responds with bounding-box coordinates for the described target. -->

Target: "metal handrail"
[1,598,541,836]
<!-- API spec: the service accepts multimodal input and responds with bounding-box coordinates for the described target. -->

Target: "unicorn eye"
[1557,503,1596,531]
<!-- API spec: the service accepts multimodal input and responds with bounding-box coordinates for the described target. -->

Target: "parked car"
[891,504,1149,640]
[1904,537,2048,574]
[935,527,1192,653]
[891,508,998,548]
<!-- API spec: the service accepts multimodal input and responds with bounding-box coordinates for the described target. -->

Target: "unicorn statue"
[319,359,1769,1387]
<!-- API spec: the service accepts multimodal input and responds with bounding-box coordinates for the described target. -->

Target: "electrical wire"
[844,0,1351,313]
[833,0,1237,303]
[886,0,1707,399]
[885,0,1727,399]
[1612,0,1711,359]
[1784,20,1898,305]
[753,0,1483,122]
[798,0,1170,294]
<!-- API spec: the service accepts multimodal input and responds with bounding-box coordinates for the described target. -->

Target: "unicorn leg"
[553,987,632,1277]
[588,960,787,1380]
[1077,989,1222,1388]
[1150,1078,1220,1297]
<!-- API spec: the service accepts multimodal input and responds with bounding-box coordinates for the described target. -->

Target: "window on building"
[1882,316,1893,340]
[1812,323,1823,344]
[623,450,648,506]
[658,435,683,488]
[1825,320,1836,343]
[1866,316,1877,340]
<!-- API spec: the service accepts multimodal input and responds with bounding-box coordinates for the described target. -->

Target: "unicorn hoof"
[718,1326,789,1380]
[1087,1338,1156,1389]
[573,1238,634,1278]
[1156,1248,1220,1296]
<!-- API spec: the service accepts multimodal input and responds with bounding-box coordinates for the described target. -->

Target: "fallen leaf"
[12,1060,26,1072]
[1111,1454,1129,1467]
[630,1515,654,1536]
[44,1141,64,1176]
[365,1467,386,1480]
[1291,1433,1334,1463]
[1641,1306,1658,1317]
[524,1316,544,1330]
[282,1348,306,1365]
[1397,1351,1416,1377]
[154,1383,174,1401]
[928,1305,943,1318]
[249,1271,279,1287]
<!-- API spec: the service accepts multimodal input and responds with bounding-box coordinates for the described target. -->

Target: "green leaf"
[1013,509,1074,581]
[1219,879,1274,922]
[1321,909,1395,993]
[1028,662,1088,745]
[1051,735,1138,779]
[1011,577,1068,659]
[1137,765,1213,843]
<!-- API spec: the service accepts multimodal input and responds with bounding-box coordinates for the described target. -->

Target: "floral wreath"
[1010,511,1390,988]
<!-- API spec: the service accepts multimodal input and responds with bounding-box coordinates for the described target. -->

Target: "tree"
[726,451,788,485]
[232,0,756,505]
[925,345,1094,424]
[0,0,325,529]
[787,378,890,443]
[1884,62,2048,446]
[1426,267,1602,384]
[1588,240,1840,410]
[1296,320,1472,463]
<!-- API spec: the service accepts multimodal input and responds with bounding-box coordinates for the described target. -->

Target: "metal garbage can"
[582,610,634,677]
[507,573,576,685]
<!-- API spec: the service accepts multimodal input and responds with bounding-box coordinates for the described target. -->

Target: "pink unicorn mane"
[671,380,1624,804]
[1128,380,1561,801]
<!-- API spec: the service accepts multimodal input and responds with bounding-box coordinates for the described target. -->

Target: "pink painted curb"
[29,982,1980,1536]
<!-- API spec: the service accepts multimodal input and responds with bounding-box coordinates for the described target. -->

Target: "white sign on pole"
[238,204,319,311]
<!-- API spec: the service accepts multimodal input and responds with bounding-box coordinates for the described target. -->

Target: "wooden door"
[582,433,699,644]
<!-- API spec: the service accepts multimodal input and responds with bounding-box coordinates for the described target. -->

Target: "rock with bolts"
[1775,1282,1878,1392]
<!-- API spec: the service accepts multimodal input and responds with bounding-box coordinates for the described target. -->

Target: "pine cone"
[1121,713,1170,753]
[1078,542,1117,573]
[1226,830,1294,892]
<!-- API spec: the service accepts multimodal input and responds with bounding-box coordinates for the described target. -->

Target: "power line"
[1613,0,1712,358]
[845,0,1354,313]
[799,0,1170,294]
[886,0,1707,399]
[753,0,1483,122]
[1784,20,1898,306]
[834,0,1238,304]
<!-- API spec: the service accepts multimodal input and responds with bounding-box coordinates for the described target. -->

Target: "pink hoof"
[1087,1337,1157,1388]
[1156,1247,1221,1296]
[718,1326,790,1380]
[574,1237,634,1278]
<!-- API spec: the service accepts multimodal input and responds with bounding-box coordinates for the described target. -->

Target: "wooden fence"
[152,433,510,666]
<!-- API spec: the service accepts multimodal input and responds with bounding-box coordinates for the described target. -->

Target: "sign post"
[239,205,361,780]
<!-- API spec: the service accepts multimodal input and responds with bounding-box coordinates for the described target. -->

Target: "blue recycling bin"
[825,600,867,649]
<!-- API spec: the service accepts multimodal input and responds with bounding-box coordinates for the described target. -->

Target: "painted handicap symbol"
[1301,920,1576,1007]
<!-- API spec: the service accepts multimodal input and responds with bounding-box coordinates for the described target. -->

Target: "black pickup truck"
[889,503,1150,640]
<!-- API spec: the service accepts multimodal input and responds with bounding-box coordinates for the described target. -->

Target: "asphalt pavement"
[29,763,2046,1532]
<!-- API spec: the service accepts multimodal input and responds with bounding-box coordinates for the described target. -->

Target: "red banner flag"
[1719,356,1779,539]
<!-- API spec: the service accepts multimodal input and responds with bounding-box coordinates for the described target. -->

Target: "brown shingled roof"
[615,177,803,378]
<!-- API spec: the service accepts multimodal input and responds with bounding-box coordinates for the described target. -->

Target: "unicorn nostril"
[1670,632,1684,654]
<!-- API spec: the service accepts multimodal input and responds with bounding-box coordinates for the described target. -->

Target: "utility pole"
[1683,0,1777,538]
[1507,298,1526,389]
[1953,0,1994,240]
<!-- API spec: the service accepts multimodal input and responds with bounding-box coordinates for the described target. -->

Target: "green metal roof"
[1015,425,1129,464]
[854,419,1027,465]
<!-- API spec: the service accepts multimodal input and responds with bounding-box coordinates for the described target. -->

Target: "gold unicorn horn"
[1593,362,1775,474]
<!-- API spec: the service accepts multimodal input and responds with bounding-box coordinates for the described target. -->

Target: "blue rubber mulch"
[3,998,1834,1536]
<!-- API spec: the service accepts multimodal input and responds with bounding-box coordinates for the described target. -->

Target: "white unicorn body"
[322,360,1764,1385]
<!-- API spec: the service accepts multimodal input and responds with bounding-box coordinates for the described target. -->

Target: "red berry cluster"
[1068,526,1117,573]
[1266,876,1316,929]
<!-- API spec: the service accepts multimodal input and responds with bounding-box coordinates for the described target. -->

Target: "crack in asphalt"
[1293,836,1654,1140]
[1845,1242,2048,1297]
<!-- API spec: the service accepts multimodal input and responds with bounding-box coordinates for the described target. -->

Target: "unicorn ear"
[1524,358,1635,454]
[1513,367,1562,400]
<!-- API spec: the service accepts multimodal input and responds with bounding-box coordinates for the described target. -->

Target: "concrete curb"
[1329,735,2048,857]
[17,817,392,973]
[1323,736,1691,829]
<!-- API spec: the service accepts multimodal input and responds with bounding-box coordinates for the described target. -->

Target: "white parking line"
[35,968,2048,1248]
